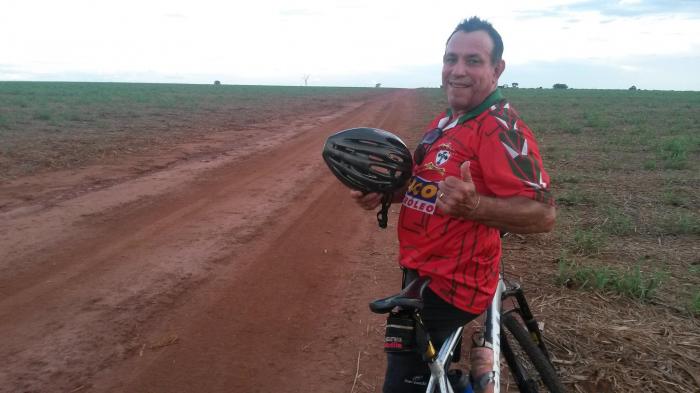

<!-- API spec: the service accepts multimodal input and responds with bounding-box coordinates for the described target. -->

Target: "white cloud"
[501,11,699,65]
[617,64,639,72]
[1,0,698,88]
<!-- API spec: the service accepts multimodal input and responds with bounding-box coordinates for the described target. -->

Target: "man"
[352,17,555,392]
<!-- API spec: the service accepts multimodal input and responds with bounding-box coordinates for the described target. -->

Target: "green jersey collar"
[446,89,504,125]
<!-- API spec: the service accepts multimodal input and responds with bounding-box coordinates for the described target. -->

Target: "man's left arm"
[437,162,556,234]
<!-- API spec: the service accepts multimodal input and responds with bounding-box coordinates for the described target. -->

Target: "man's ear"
[495,59,506,79]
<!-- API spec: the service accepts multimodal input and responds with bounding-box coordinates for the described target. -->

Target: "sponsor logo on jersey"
[402,176,438,214]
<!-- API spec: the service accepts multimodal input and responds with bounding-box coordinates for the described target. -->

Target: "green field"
[508,88,699,306]
[0,82,389,179]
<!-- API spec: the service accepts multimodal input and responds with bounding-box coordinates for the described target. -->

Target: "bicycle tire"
[501,313,566,393]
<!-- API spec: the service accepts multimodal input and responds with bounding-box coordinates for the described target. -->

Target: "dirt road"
[0,90,420,392]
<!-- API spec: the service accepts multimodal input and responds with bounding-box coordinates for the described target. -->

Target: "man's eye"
[468,58,481,65]
[444,56,457,64]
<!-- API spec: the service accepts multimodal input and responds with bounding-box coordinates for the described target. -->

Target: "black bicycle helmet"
[322,127,413,194]
[322,127,413,229]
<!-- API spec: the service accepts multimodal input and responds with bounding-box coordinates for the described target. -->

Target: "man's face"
[442,30,505,116]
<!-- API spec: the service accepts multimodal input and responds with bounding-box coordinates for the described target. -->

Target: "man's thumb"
[461,161,473,182]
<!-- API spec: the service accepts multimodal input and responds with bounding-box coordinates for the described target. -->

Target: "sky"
[1,0,699,90]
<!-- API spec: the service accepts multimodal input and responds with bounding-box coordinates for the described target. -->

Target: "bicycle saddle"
[369,276,432,314]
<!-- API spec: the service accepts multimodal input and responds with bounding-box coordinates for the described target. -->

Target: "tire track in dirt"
[0,89,420,392]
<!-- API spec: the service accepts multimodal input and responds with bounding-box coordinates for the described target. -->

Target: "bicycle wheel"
[500,313,566,393]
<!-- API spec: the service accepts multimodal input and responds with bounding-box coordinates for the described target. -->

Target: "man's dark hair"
[447,16,504,64]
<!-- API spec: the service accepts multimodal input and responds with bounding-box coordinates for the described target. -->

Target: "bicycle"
[369,271,566,393]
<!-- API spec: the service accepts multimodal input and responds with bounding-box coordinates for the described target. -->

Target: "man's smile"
[448,81,472,88]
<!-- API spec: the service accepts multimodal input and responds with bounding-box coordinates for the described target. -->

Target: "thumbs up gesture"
[436,161,482,218]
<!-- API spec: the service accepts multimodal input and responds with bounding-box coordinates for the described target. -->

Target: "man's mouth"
[449,81,471,88]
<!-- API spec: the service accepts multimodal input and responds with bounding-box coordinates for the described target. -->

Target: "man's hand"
[436,161,481,219]
[437,160,556,233]
[350,190,383,210]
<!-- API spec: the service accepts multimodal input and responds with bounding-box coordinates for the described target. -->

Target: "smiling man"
[352,16,555,393]
[442,25,505,118]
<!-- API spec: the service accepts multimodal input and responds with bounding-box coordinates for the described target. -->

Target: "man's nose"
[451,60,468,76]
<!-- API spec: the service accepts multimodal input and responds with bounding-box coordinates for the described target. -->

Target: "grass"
[658,137,692,169]
[689,264,700,275]
[658,211,700,235]
[542,146,573,163]
[690,290,700,316]
[553,173,581,185]
[555,186,601,207]
[487,87,700,313]
[662,189,690,207]
[557,256,665,301]
[565,123,583,135]
[600,205,635,235]
[582,110,611,131]
[33,110,53,121]
[643,159,657,170]
[569,228,607,255]
[0,114,9,129]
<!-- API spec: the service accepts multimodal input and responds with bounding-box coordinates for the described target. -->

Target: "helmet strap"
[376,192,392,228]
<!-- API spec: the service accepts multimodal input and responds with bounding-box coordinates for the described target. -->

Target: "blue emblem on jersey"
[435,150,450,166]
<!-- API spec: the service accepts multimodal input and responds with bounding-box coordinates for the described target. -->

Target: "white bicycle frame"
[425,274,506,393]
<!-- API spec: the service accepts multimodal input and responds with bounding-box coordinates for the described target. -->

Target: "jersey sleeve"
[477,106,554,205]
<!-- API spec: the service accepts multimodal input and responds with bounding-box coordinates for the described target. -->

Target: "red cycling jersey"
[397,90,553,314]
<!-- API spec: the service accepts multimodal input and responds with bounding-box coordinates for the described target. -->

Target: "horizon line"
[1,80,699,92]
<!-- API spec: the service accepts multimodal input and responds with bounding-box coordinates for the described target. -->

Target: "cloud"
[617,64,639,72]
[500,8,700,66]
[560,0,700,18]
[163,13,187,19]
[500,53,700,90]
[279,8,319,16]
[1,0,698,90]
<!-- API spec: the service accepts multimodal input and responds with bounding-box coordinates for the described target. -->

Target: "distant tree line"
[500,83,571,89]
[498,83,639,90]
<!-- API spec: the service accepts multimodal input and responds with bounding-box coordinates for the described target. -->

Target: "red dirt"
[0,90,419,393]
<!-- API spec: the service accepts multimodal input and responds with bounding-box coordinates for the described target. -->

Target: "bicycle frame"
[425,275,506,393]
[425,325,464,393]
[369,271,556,393]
